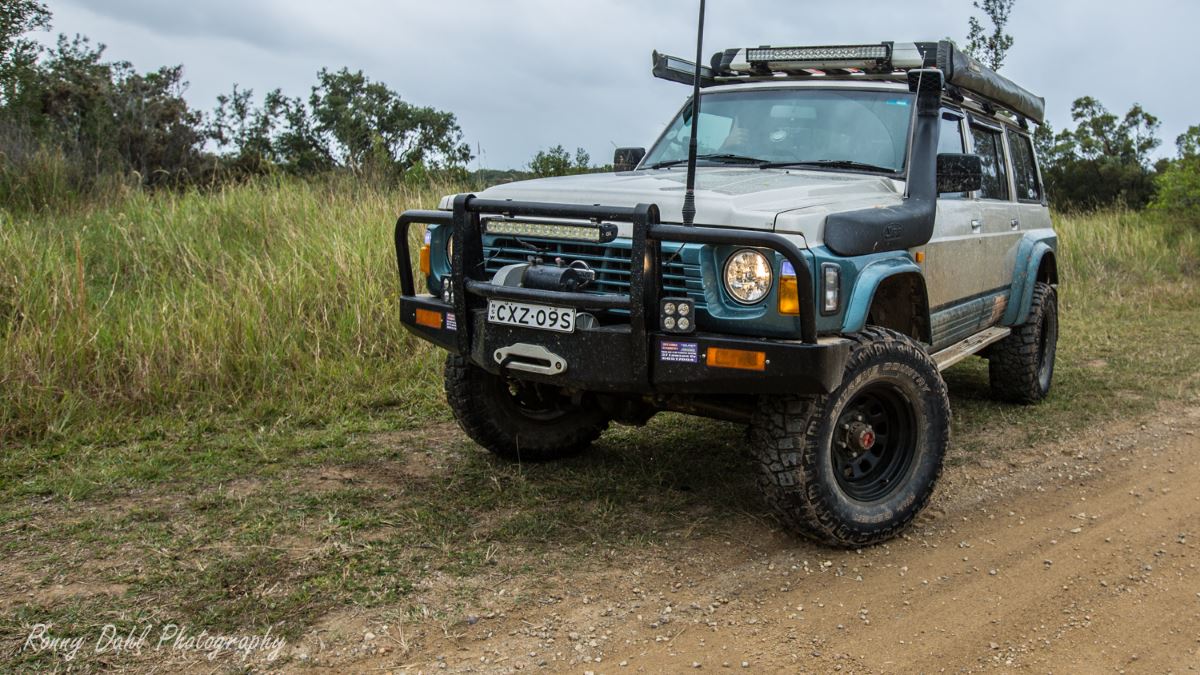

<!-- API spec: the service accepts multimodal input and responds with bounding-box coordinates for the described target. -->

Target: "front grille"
[482,237,705,308]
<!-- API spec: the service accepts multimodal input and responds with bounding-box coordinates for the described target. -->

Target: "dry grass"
[1,177,456,443]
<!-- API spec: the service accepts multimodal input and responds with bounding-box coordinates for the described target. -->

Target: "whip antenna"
[681,0,706,227]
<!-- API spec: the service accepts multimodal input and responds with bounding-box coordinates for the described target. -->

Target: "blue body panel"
[1001,229,1058,327]
[822,248,924,336]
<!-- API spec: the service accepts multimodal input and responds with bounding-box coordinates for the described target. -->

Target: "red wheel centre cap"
[858,429,876,450]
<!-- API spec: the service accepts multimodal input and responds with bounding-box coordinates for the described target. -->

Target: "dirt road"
[318,405,1200,674]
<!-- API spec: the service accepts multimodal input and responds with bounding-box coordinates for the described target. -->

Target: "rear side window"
[971,126,1010,201]
[1007,132,1042,202]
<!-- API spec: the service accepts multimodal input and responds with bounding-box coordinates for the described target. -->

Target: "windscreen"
[642,88,915,173]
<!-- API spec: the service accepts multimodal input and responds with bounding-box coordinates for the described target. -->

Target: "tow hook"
[493,343,568,376]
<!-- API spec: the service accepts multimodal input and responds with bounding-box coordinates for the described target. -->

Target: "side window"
[971,125,1010,201]
[938,115,965,154]
[1007,132,1042,202]
[938,114,967,200]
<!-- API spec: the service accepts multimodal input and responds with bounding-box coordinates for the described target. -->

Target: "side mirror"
[937,153,983,194]
[614,147,646,172]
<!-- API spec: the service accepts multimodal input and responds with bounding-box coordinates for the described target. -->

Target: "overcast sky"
[37,0,1200,169]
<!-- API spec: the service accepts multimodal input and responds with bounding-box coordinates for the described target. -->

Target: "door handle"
[1010,218,1020,230]
[971,219,982,232]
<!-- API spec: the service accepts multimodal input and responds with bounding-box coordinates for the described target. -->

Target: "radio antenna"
[681,0,706,227]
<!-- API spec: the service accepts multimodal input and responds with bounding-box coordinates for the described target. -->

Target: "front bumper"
[396,195,845,396]
[402,295,848,395]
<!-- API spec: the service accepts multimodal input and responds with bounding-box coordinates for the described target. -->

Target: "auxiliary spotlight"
[660,298,695,334]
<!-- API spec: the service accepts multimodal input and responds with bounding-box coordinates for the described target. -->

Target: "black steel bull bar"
[394,193,818,389]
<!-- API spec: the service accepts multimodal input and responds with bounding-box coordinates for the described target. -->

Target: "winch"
[492,259,596,293]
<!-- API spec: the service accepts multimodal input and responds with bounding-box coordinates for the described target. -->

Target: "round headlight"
[723,249,773,305]
[445,233,454,262]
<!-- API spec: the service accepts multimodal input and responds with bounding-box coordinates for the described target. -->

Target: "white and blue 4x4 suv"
[394,41,1058,547]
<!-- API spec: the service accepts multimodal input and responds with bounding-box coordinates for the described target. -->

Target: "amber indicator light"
[777,276,800,315]
[419,244,432,275]
[414,308,442,329]
[705,347,767,371]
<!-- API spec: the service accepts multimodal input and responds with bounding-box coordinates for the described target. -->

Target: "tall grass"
[2,185,1197,444]
[1055,209,1199,291]
[0,177,457,442]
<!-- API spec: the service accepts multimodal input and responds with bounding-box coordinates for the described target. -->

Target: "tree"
[207,70,471,180]
[271,92,334,175]
[1065,97,1160,164]
[0,0,49,98]
[1037,97,1162,210]
[0,1,474,199]
[308,67,471,177]
[965,0,1016,71]
[528,145,591,178]
[108,63,205,183]
[1177,125,1200,160]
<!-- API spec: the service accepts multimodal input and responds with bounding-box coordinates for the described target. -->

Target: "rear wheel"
[750,327,950,547]
[988,282,1058,404]
[444,355,609,461]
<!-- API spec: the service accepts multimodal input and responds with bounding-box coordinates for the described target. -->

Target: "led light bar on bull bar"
[484,218,618,243]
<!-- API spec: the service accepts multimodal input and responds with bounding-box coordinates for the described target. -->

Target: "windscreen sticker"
[886,99,910,106]
[660,341,699,364]
[446,313,457,331]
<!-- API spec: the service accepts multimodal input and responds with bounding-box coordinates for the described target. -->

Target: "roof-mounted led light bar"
[724,42,929,75]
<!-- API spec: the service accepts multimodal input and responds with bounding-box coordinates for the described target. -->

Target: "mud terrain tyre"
[750,327,950,547]
[444,355,609,461]
[988,282,1058,404]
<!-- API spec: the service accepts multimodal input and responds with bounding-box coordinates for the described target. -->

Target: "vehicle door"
[921,110,990,349]
[923,111,984,310]
[967,118,1019,326]
[1006,127,1052,261]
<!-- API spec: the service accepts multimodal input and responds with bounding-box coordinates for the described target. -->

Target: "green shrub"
[1151,158,1200,221]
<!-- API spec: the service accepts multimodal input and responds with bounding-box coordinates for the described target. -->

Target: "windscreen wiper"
[760,159,896,173]
[649,153,770,169]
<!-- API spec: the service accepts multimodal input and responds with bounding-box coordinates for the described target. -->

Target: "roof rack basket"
[653,40,1044,124]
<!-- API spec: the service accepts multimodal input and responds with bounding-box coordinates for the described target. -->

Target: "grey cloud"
[57,0,340,55]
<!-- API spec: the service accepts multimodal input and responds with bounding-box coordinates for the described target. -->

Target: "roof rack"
[652,40,1045,124]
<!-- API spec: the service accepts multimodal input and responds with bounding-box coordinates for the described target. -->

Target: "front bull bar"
[394,193,819,391]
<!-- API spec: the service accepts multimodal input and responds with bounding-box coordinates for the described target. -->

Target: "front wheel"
[750,327,950,547]
[443,355,609,461]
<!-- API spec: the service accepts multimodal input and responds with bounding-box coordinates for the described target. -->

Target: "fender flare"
[840,255,931,341]
[1002,231,1059,327]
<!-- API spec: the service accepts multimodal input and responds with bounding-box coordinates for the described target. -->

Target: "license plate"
[487,300,576,333]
